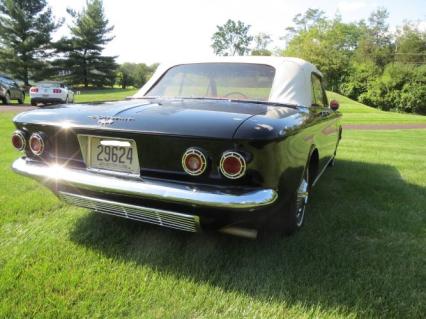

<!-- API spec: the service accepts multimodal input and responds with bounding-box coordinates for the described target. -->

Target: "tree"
[354,8,394,68]
[251,33,272,56]
[0,0,60,85]
[358,63,426,114]
[285,8,326,39]
[117,63,157,89]
[55,0,117,87]
[117,63,135,89]
[281,8,425,114]
[395,23,426,64]
[283,10,361,90]
[211,19,253,56]
[340,61,381,99]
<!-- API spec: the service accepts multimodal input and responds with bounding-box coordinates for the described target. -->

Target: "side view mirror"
[330,100,339,111]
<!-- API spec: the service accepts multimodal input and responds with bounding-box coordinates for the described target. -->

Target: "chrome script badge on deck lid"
[88,115,135,126]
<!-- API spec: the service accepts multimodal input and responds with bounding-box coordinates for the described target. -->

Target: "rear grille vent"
[59,191,200,232]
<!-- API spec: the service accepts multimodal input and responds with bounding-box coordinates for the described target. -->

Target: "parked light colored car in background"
[30,81,74,106]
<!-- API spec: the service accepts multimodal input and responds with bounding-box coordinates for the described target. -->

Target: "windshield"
[146,63,275,101]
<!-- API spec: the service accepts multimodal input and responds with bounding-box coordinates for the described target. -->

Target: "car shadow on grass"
[69,159,426,318]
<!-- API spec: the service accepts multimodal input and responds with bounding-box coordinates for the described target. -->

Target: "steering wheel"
[223,92,249,100]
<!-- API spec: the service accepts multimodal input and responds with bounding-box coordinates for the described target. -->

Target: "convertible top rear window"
[35,82,62,88]
[146,63,275,101]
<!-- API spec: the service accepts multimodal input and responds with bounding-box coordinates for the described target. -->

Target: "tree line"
[0,0,156,89]
[1,1,424,114]
[212,9,426,114]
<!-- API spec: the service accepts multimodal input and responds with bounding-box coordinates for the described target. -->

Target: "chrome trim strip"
[181,148,207,176]
[29,132,45,156]
[219,151,246,179]
[58,191,200,232]
[12,130,26,151]
[12,157,278,209]
[312,156,334,187]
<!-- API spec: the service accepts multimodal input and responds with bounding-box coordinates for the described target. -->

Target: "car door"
[310,73,339,170]
[6,79,19,99]
[0,77,5,96]
[11,81,21,99]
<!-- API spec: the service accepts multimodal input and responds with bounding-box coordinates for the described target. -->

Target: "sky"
[48,0,426,64]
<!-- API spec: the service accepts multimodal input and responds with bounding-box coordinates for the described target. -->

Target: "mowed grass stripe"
[0,94,425,318]
[328,92,426,125]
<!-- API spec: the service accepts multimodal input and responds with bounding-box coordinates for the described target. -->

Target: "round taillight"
[12,131,26,151]
[29,133,45,156]
[182,148,207,176]
[220,151,246,179]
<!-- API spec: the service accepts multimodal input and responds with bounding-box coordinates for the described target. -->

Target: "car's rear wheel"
[283,168,310,234]
[264,165,311,236]
[31,100,37,106]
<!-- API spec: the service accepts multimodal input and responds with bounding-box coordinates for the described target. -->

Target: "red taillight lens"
[182,148,207,176]
[11,131,26,151]
[30,87,39,93]
[53,89,62,93]
[29,133,45,156]
[220,151,246,179]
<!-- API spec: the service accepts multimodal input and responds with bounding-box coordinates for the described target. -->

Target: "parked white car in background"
[30,82,74,106]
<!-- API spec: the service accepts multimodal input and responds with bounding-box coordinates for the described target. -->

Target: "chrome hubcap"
[296,177,309,227]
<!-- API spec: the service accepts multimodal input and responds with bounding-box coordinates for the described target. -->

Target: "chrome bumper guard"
[59,191,200,232]
[12,158,278,210]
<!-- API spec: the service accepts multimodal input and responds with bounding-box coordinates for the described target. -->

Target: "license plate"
[87,136,140,175]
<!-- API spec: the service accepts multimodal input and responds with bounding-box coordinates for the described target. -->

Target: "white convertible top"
[134,56,322,107]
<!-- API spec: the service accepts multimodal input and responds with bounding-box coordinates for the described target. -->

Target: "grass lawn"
[328,92,426,125]
[0,93,425,318]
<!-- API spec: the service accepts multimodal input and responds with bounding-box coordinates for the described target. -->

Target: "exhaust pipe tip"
[218,226,258,239]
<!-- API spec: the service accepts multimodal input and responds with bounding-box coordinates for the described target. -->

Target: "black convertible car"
[12,57,341,238]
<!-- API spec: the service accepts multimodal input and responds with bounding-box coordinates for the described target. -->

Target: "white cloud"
[418,21,426,32]
[337,1,368,13]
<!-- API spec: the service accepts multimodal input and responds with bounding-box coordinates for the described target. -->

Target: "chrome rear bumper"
[12,158,278,210]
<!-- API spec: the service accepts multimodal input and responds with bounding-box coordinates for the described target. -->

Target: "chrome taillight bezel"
[182,148,207,176]
[219,151,246,179]
[11,130,26,151]
[29,132,45,156]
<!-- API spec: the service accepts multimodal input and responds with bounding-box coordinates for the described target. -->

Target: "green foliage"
[0,0,61,85]
[117,63,157,89]
[353,8,394,68]
[285,8,326,37]
[284,17,361,90]
[54,0,117,87]
[211,19,253,56]
[395,23,426,64]
[251,33,272,56]
[358,64,426,114]
[340,61,381,99]
[284,8,426,114]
